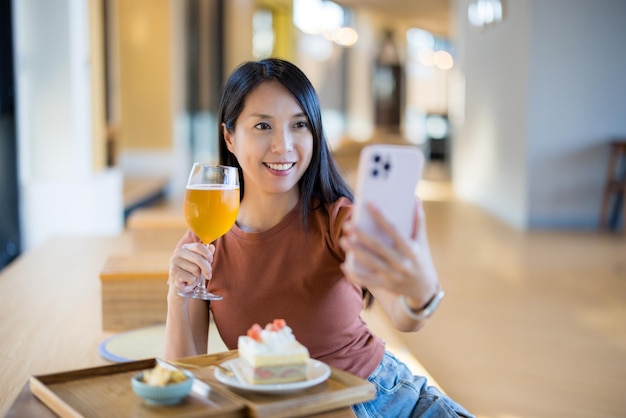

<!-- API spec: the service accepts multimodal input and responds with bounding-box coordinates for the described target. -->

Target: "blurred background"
[1,1,626,417]
[3,0,625,258]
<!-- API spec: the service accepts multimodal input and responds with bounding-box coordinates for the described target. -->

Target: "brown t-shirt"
[208,197,385,379]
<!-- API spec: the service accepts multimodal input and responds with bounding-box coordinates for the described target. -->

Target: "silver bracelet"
[401,289,445,321]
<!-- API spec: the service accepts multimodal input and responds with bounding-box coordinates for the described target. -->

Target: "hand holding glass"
[178,163,240,300]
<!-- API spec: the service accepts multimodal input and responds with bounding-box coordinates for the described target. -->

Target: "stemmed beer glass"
[177,163,240,300]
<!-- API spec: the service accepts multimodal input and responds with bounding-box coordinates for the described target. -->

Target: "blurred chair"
[599,140,626,233]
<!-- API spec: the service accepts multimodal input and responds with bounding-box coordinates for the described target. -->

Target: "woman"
[165,58,472,417]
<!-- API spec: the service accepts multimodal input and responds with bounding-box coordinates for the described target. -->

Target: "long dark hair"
[217,58,353,225]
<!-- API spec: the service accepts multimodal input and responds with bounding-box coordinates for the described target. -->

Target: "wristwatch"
[402,288,445,320]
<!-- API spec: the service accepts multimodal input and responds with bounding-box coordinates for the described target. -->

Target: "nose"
[271,126,294,154]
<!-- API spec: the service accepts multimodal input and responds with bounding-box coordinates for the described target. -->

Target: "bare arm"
[340,199,440,332]
[163,231,213,359]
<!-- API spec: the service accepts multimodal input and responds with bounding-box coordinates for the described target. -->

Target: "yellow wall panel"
[117,0,172,150]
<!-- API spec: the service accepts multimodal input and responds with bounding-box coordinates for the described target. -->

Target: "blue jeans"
[351,351,474,418]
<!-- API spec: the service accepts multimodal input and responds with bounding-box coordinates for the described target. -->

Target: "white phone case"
[346,144,425,273]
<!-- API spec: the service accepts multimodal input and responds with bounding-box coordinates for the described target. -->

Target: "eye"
[293,120,309,129]
[255,122,271,130]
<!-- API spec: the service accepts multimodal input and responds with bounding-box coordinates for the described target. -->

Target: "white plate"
[213,358,331,395]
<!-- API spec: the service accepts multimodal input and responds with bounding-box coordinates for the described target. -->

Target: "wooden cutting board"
[29,351,375,418]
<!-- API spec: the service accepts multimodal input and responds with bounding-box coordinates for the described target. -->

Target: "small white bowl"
[131,370,194,405]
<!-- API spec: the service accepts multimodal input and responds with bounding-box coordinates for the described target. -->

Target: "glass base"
[177,287,223,301]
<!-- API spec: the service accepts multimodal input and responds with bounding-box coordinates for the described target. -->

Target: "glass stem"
[195,276,208,294]
[195,242,210,294]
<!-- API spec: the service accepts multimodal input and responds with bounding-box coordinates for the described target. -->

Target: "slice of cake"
[237,319,310,384]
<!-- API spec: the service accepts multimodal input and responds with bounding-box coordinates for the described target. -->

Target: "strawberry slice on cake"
[237,319,310,384]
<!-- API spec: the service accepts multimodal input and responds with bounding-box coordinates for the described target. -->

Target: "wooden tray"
[185,355,376,418]
[30,357,244,418]
[30,351,375,418]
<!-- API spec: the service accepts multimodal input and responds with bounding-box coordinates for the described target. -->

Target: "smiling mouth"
[264,162,295,171]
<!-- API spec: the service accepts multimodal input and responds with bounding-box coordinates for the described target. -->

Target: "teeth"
[266,163,294,171]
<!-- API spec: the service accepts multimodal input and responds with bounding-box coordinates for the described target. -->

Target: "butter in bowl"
[131,362,194,405]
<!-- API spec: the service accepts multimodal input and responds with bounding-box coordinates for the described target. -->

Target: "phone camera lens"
[373,154,381,163]
[371,169,379,177]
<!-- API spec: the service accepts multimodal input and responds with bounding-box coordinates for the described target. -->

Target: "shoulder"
[327,196,353,225]
[310,196,352,225]
[310,197,352,255]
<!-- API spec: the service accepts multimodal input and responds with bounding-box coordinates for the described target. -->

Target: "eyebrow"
[247,112,307,119]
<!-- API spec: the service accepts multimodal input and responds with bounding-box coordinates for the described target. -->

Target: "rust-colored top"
[208,197,385,379]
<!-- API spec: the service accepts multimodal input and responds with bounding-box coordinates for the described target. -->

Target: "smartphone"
[346,144,425,273]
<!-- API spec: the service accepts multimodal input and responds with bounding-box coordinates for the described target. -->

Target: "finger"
[167,252,202,289]
[185,242,213,259]
[168,256,210,294]
[343,244,407,291]
[168,269,200,290]
[341,261,381,288]
[170,254,203,280]
[411,197,428,240]
[366,203,416,260]
[411,198,420,239]
[345,237,425,299]
[176,283,196,294]
[348,222,412,277]
[178,244,213,279]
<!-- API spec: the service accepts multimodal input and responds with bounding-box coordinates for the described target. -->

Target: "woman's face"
[223,81,313,201]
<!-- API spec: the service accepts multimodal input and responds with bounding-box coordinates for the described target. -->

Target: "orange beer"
[184,184,240,243]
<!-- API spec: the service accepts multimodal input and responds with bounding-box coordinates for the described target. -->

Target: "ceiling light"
[433,50,453,70]
[468,0,503,28]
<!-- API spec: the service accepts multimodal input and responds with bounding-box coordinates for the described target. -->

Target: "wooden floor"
[334,142,626,418]
[408,194,626,418]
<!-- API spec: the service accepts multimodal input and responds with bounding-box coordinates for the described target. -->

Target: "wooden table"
[0,236,131,416]
[0,236,362,417]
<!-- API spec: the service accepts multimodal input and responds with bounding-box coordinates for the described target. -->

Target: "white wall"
[526,0,626,228]
[14,0,123,251]
[452,0,626,230]
[452,0,531,229]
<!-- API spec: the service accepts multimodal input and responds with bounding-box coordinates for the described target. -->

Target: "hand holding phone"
[345,144,425,273]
